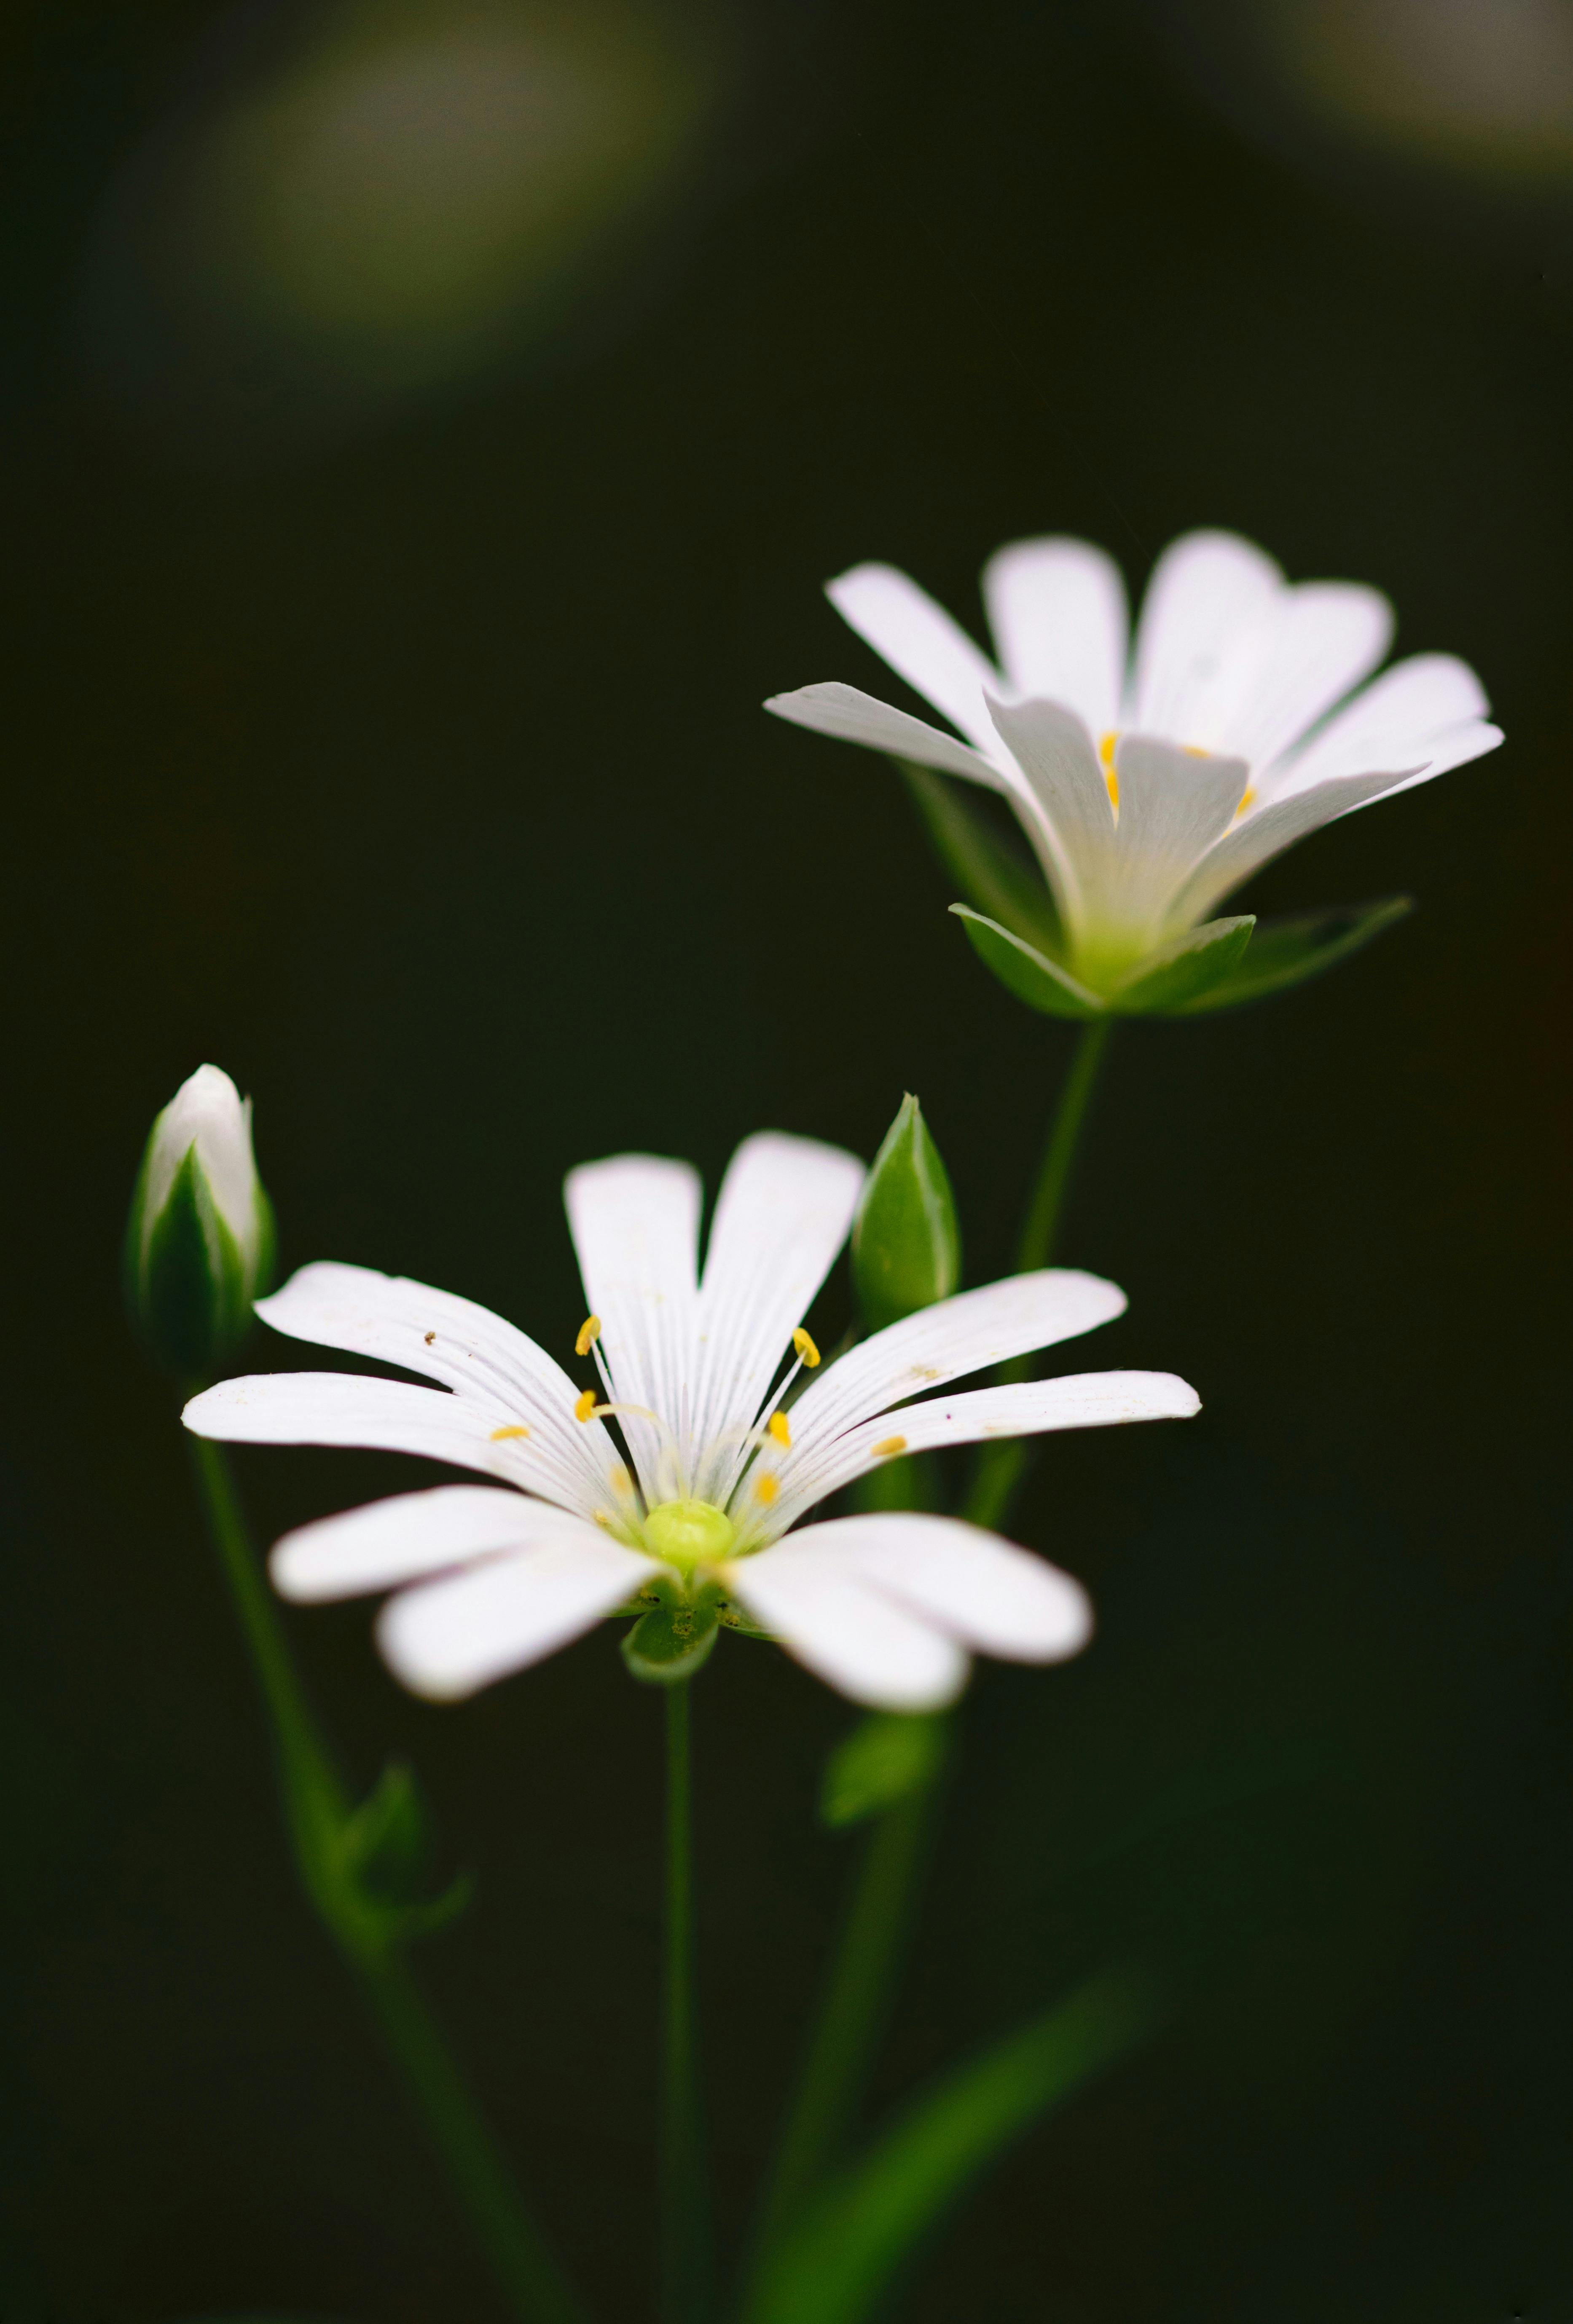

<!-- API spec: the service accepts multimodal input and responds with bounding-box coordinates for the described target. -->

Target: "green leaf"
[1168,896,1413,1014]
[949,906,1104,1019]
[900,762,1061,954]
[821,1712,948,1829]
[851,1094,961,1334]
[622,1594,720,1683]
[743,1967,1160,2324]
[1107,915,1255,1015]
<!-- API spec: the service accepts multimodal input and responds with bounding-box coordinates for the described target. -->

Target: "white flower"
[765,529,1503,992]
[182,1132,1198,1710]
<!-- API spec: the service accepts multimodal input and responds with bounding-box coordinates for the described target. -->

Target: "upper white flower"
[182,1131,1198,1711]
[765,529,1503,989]
[135,1063,268,1279]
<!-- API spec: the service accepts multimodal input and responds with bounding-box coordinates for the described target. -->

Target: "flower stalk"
[186,1428,588,2324]
[662,1680,709,2324]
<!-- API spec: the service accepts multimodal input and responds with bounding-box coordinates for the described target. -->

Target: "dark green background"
[3,1,1570,2318]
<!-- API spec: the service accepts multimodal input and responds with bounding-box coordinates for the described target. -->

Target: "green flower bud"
[851,1094,961,1333]
[125,1064,276,1379]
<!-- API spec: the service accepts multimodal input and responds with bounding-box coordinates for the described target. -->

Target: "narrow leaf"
[901,762,1061,954]
[950,906,1104,1019]
[1108,915,1254,1015]
[821,1713,948,1829]
[1170,896,1413,1014]
[744,1968,1160,2324]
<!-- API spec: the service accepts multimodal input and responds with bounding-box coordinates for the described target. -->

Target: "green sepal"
[901,762,1062,954]
[622,1589,722,1683]
[820,1711,948,1829]
[851,1094,961,1334]
[335,1760,473,1945]
[949,906,1104,1019]
[126,1144,244,1376]
[1166,896,1414,1013]
[1106,915,1255,1015]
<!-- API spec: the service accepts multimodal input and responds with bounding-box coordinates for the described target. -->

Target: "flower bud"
[851,1094,961,1333]
[125,1064,275,1379]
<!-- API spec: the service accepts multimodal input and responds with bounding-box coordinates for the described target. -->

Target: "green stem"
[751,1787,932,2261]
[965,1019,1114,1530]
[662,1682,708,2324]
[186,1431,588,2324]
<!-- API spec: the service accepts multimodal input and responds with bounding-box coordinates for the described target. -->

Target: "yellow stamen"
[872,1434,907,1458]
[1099,730,1119,810]
[792,1327,821,1367]
[573,1389,598,1423]
[611,1462,633,1497]
[768,1411,792,1449]
[575,1314,601,1356]
[489,1424,531,1441]
[1183,744,1209,759]
[755,1473,779,1506]
[1235,785,1256,815]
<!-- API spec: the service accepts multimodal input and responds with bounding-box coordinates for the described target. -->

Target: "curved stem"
[965,1019,1114,1530]
[186,1431,588,2324]
[662,1682,709,2324]
[750,1786,932,2262]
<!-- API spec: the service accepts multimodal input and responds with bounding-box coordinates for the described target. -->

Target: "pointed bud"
[851,1094,961,1333]
[124,1064,276,1379]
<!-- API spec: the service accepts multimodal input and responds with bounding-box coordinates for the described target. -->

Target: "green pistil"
[643,1498,735,1571]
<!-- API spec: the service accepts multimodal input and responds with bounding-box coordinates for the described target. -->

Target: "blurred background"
[3,0,1572,2316]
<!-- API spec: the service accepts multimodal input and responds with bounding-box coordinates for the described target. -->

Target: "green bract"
[125,1063,275,1379]
[851,1094,961,1332]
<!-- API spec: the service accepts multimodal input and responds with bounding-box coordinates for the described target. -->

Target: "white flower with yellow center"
[766,529,1502,1004]
[183,1132,1197,1710]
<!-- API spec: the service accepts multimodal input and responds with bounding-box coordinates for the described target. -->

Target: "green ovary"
[642,1498,735,1570]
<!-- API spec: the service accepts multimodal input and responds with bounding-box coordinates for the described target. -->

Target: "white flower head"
[183,1131,1198,1710]
[766,530,1502,994]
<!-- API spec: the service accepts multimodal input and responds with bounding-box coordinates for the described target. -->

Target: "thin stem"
[186,1431,588,2324]
[965,1019,1114,1530]
[662,1682,708,2324]
[751,1788,932,2261]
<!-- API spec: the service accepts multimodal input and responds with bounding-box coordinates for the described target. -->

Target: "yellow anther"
[573,1389,599,1423]
[1098,731,1117,768]
[872,1434,907,1458]
[576,1314,601,1356]
[755,1473,780,1506]
[1183,744,1209,758]
[1105,767,1119,808]
[1236,785,1257,815]
[792,1327,821,1368]
[611,1462,633,1498]
[489,1424,531,1441]
[768,1411,792,1449]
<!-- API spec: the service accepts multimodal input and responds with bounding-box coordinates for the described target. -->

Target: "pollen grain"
[489,1424,531,1441]
[872,1435,907,1458]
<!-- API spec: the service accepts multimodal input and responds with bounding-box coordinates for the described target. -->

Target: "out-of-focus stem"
[186,1430,588,2324]
[662,1681,709,2324]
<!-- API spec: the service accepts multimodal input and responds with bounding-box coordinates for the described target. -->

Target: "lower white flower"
[765,528,1503,993]
[183,1131,1198,1710]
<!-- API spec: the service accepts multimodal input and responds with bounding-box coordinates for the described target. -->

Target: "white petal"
[1108,736,1251,938]
[784,1269,1127,1461]
[1344,717,1503,805]
[723,1541,966,1711]
[981,537,1128,739]
[252,1263,617,1512]
[812,1512,1092,1661]
[689,1132,864,1491]
[564,1154,701,1496]
[1130,530,1285,743]
[770,1370,1200,1526]
[271,1483,543,1603]
[183,1371,619,1517]
[983,696,1114,935]
[143,1064,261,1258]
[1162,767,1422,933]
[764,683,1009,789]
[827,563,1005,751]
[376,1528,651,1700]
[1211,583,1393,773]
[1270,652,1495,795]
